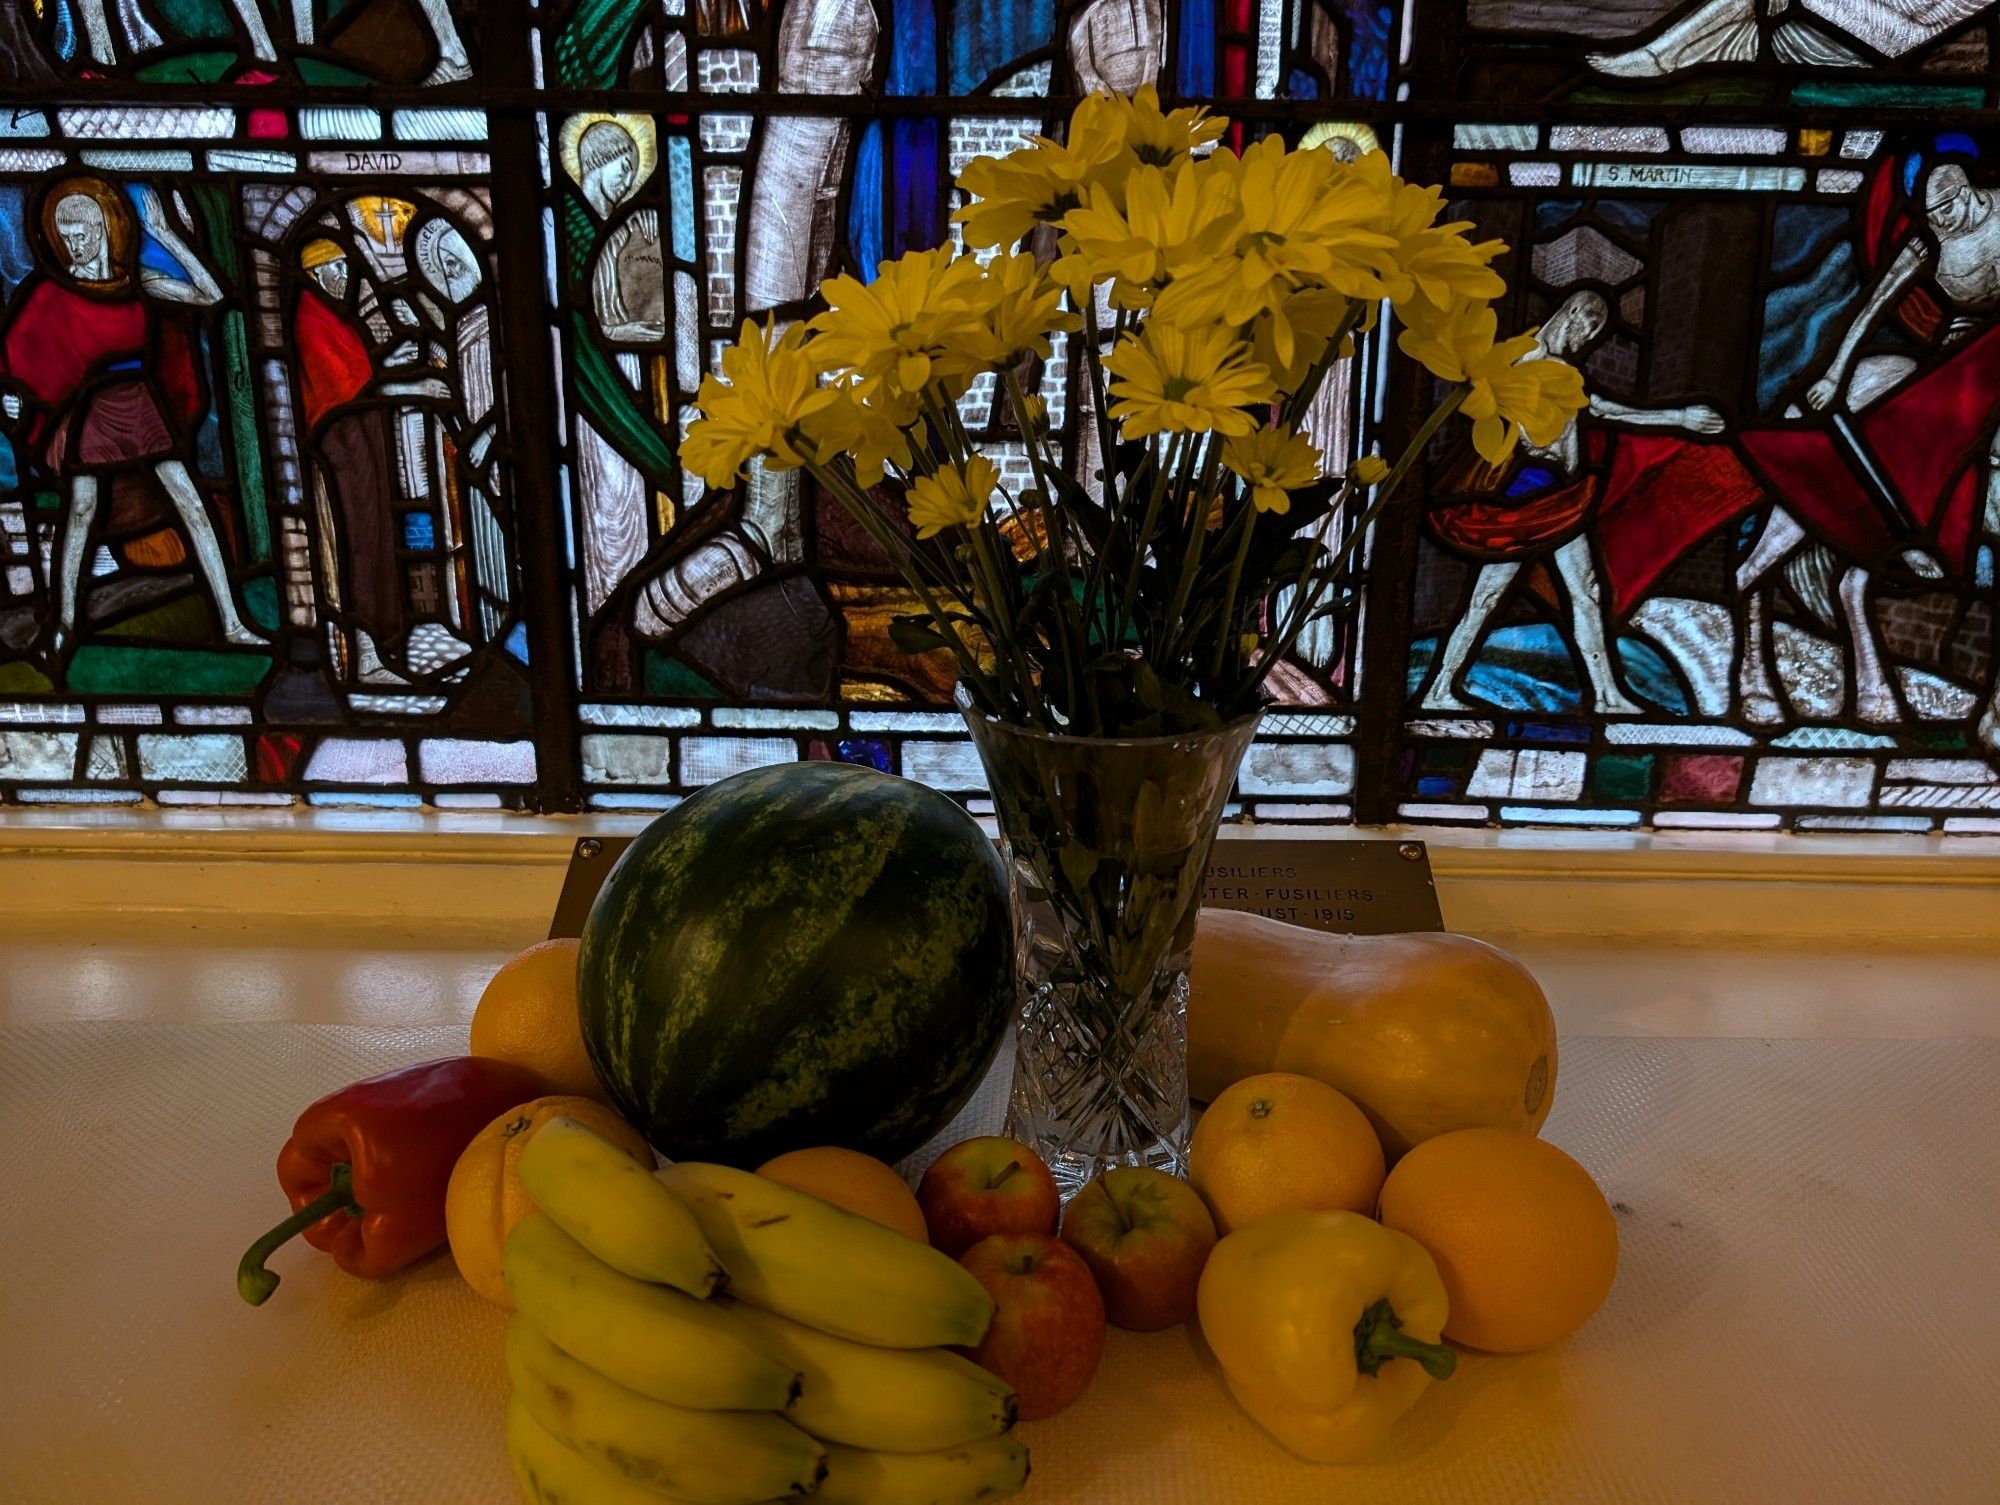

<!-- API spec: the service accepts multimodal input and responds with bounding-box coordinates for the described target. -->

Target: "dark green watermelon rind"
[578,762,1015,1165]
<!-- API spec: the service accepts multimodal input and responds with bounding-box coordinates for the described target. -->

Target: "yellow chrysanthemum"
[810,247,987,417]
[1073,85,1228,178]
[679,318,837,486]
[953,130,1125,249]
[1247,285,1352,393]
[959,249,1081,366]
[1103,324,1276,439]
[799,382,916,484]
[1054,159,1239,309]
[1157,136,1396,339]
[1350,454,1390,487]
[906,455,1001,539]
[1221,424,1323,514]
[1398,301,1587,464]
[1346,150,1507,314]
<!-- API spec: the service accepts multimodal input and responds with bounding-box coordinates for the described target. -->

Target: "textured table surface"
[1,1021,1996,1505]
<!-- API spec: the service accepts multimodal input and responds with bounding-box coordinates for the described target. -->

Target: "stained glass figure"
[1404,124,2000,829]
[0,0,478,83]
[0,112,537,805]
[8,0,1992,826]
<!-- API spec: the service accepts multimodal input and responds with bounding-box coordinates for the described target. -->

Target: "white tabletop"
[2,1012,1996,1504]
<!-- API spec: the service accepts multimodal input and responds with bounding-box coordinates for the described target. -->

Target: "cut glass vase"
[960,693,1262,1198]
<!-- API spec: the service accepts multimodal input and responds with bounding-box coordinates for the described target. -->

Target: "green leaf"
[888,615,955,655]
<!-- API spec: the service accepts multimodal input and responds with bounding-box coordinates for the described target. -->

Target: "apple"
[917,1137,1060,1257]
[958,1233,1106,1420]
[1059,1166,1218,1330]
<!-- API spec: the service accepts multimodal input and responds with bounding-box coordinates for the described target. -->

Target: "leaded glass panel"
[1,0,1994,829]
[0,107,538,804]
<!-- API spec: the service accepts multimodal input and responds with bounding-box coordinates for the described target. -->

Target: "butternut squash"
[1188,909,1556,1161]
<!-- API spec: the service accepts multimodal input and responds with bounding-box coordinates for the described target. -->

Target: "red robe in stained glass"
[0,279,201,462]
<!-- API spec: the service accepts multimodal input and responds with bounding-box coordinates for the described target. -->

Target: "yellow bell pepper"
[1195,1210,1456,1462]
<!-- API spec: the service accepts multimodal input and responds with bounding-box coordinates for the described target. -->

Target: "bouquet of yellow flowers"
[682,87,1585,737]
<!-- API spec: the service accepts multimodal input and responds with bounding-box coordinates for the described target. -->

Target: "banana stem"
[237,1162,357,1306]
[1353,1297,1457,1381]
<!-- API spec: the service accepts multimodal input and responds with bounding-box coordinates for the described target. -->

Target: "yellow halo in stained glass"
[557,112,660,209]
[1301,121,1382,163]
[346,195,416,252]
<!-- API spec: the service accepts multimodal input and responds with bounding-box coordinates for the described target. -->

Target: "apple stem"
[991,1160,1020,1189]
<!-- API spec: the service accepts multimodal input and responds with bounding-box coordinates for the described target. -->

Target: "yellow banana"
[657,1162,994,1349]
[813,1437,1032,1505]
[502,1213,799,1412]
[517,1115,726,1298]
[507,1318,826,1505]
[506,1396,674,1505]
[722,1298,1017,1453]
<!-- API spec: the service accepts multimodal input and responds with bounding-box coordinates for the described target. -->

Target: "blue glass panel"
[1340,0,1393,102]
[848,124,885,280]
[947,0,1052,92]
[1769,205,1848,277]
[0,188,31,298]
[837,737,892,772]
[505,621,530,663]
[404,513,437,550]
[1286,69,1318,100]
[886,0,938,93]
[667,137,696,262]
[891,121,942,255]
[1408,628,1688,715]
[1759,242,1857,411]
[1176,0,1216,97]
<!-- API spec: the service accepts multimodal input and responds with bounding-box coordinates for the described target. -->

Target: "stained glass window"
[1,0,1995,831]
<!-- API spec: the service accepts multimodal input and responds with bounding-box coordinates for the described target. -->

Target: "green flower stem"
[1244,383,1469,702]
[1077,297,1125,647]
[1208,487,1259,684]
[1005,367,1091,730]
[1160,440,1214,659]
[1081,297,1120,519]
[1112,431,1185,650]
[804,456,1007,713]
[1279,305,1367,431]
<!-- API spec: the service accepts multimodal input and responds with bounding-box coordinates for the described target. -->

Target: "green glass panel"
[133,50,237,83]
[643,652,721,699]
[1594,753,1654,803]
[243,577,281,634]
[0,661,53,694]
[295,58,375,85]
[1791,81,1985,107]
[221,311,271,563]
[66,646,274,696]
[103,596,214,641]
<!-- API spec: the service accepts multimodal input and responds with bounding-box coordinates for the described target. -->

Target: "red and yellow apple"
[917,1137,1060,1258]
[957,1232,1106,1420]
[1059,1166,1218,1330]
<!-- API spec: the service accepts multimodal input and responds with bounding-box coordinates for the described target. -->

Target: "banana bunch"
[501,1118,1031,1505]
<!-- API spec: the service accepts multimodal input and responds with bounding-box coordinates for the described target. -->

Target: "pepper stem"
[237,1162,358,1307]
[1353,1297,1457,1381]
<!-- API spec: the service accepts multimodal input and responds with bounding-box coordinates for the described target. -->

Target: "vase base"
[1003,1087,1191,1201]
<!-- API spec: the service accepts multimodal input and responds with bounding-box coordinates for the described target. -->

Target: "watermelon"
[578,761,1016,1166]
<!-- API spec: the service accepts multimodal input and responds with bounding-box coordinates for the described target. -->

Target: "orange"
[1186,1072,1386,1236]
[445,1095,654,1307]
[1377,1127,1618,1353]
[468,938,602,1100]
[756,1147,928,1243]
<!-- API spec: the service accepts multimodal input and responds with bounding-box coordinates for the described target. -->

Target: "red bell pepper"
[237,1056,544,1305]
